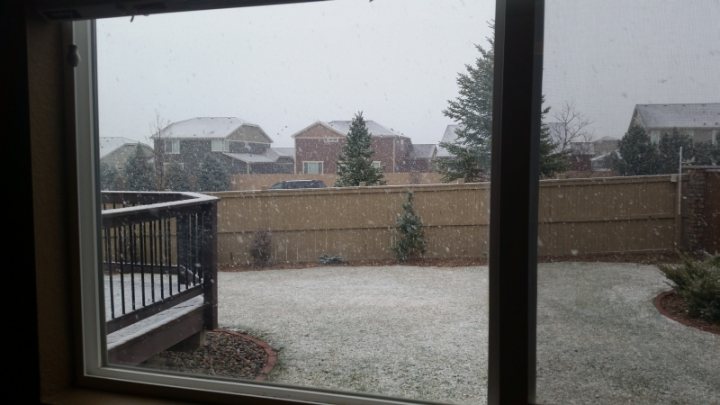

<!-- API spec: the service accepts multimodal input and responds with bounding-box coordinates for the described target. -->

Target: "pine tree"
[393,192,426,263]
[99,162,123,190]
[539,105,569,177]
[335,112,385,187]
[612,124,659,175]
[437,26,566,181]
[163,162,191,191]
[196,155,230,191]
[124,144,155,190]
[694,142,720,166]
[437,40,494,182]
[657,129,693,174]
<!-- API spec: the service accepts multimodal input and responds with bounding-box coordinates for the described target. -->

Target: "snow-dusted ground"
[218,263,719,404]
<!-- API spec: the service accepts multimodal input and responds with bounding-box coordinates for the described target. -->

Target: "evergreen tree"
[694,142,720,166]
[335,112,385,187]
[124,144,155,190]
[437,26,567,181]
[393,192,426,262]
[657,129,693,174]
[539,105,569,177]
[99,162,123,190]
[163,162,191,191]
[437,40,494,182]
[612,124,659,175]
[197,155,230,191]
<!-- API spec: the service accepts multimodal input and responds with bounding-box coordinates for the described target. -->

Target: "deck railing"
[101,191,218,334]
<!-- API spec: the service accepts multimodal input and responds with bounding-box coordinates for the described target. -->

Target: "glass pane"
[538,2,720,404]
[96,0,495,403]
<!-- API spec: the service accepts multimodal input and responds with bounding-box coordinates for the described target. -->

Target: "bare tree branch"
[551,102,593,153]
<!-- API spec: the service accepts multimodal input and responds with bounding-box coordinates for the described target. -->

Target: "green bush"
[659,254,720,323]
[393,192,426,262]
[250,230,271,267]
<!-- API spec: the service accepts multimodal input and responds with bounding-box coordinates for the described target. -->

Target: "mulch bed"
[140,330,277,381]
[654,290,720,335]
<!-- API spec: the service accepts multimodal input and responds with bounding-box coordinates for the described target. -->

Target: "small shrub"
[392,191,426,262]
[659,254,720,323]
[319,254,345,265]
[250,230,271,267]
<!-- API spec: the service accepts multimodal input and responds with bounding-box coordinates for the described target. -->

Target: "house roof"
[223,149,282,164]
[436,124,461,158]
[410,144,436,160]
[596,136,618,142]
[326,120,407,138]
[154,117,272,143]
[633,103,720,129]
[272,147,295,158]
[99,137,149,158]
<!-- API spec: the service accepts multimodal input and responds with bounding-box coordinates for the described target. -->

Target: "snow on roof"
[597,136,618,142]
[272,147,295,158]
[327,120,406,138]
[99,137,147,158]
[411,144,436,159]
[436,124,461,158]
[154,117,258,139]
[223,149,281,164]
[634,103,720,129]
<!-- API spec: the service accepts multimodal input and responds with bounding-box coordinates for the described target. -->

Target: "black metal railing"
[101,192,218,334]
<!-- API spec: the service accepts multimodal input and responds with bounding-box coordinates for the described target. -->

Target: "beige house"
[630,103,720,144]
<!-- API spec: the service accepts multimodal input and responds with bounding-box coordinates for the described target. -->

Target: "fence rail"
[101,192,218,334]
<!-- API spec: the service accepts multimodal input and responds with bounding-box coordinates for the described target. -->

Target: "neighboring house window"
[372,161,382,169]
[211,139,227,152]
[324,138,339,143]
[303,161,323,174]
[164,139,180,154]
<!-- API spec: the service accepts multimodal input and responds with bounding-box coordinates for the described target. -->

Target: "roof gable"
[291,121,345,139]
[633,103,720,129]
[99,137,151,158]
[155,117,271,143]
[327,120,406,138]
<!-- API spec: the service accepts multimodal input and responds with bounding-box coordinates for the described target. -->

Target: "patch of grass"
[658,254,720,323]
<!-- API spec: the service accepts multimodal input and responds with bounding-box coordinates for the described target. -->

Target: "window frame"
[164,138,180,154]
[64,0,543,403]
[211,139,227,152]
[302,160,324,174]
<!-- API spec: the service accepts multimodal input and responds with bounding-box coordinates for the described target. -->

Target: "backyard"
[214,262,720,405]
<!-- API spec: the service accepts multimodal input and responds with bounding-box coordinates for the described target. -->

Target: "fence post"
[201,201,218,330]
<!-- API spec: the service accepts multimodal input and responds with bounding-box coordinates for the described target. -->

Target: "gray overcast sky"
[97,0,720,147]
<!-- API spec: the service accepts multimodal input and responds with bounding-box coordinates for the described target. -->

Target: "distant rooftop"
[272,147,295,158]
[99,137,148,158]
[436,124,461,158]
[411,144,436,160]
[327,120,406,138]
[155,117,259,139]
[634,103,720,129]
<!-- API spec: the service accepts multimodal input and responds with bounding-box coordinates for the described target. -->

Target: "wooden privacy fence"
[213,175,679,265]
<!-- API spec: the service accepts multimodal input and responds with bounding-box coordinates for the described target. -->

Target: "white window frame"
[164,139,180,154]
[372,161,382,169]
[324,137,340,143]
[71,0,544,401]
[211,139,227,152]
[303,161,324,174]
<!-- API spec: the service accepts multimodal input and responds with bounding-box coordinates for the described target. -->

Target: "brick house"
[291,120,433,174]
[153,117,293,177]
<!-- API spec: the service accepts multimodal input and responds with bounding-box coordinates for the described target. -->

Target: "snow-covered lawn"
[218,263,719,405]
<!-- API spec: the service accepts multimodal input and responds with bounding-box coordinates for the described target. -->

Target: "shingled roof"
[633,103,720,129]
